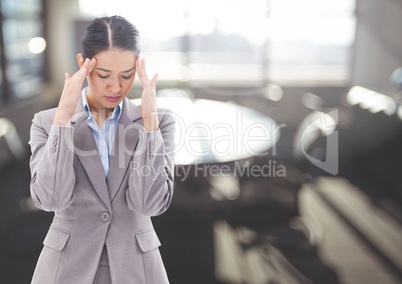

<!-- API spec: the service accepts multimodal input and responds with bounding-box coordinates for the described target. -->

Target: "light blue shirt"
[82,87,123,178]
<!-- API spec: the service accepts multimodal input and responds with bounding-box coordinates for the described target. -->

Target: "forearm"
[30,123,76,212]
[126,129,174,217]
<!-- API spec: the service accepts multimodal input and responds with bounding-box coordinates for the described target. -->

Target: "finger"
[67,67,86,94]
[150,72,159,86]
[78,67,88,85]
[71,66,87,87]
[82,58,91,74]
[61,70,82,94]
[141,58,147,79]
[87,58,97,74]
[135,57,141,78]
[69,58,89,80]
[82,58,90,69]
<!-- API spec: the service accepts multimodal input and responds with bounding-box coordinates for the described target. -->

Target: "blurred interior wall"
[45,0,81,88]
[352,0,402,94]
[0,0,81,149]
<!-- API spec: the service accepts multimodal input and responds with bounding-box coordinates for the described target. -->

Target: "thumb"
[64,73,71,80]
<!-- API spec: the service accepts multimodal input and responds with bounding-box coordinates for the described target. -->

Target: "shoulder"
[35,108,57,119]
[157,107,173,120]
[32,108,57,133]
[157,108,175,136]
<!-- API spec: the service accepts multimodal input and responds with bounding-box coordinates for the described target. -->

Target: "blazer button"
[100,212,111,222]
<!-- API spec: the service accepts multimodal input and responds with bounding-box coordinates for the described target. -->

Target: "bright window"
[267,0,356,85]
[0,0,46,101]
[79,0,355,86]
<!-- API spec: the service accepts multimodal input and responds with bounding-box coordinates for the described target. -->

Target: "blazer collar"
[107,97,142,201]
[71,95,143,207]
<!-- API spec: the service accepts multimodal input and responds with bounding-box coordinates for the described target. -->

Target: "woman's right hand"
[53,58,96,126]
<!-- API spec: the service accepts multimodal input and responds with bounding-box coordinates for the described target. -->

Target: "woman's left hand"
[136,57,159,132]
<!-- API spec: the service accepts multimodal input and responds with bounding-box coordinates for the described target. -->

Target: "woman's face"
[84,48,137,111]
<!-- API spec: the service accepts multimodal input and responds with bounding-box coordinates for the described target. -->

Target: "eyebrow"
[96,66,135,73]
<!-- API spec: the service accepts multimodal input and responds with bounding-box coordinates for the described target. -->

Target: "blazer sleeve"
[29,112,76,212]
[126,109,176,217]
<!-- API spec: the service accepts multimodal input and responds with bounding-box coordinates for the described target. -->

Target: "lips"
[105,96,121,102]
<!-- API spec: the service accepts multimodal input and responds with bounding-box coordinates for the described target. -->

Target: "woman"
[29,15,175,283]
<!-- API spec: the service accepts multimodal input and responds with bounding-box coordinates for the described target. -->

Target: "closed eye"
[122,73,134,80]
[98,74,109,79]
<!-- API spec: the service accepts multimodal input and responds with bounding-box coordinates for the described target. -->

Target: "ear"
[77,53,84,68]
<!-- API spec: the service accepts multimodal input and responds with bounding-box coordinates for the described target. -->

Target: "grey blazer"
[29,97,175,283]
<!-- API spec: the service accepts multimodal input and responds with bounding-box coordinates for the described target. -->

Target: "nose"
[108,78,121,93]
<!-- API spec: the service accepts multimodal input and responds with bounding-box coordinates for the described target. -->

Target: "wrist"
[142,112,159,132]
[54,110,73,127]
[143,120,159,132]
[142,123,159,132]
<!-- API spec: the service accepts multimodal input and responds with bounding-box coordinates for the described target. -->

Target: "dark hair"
[81,15,140,59]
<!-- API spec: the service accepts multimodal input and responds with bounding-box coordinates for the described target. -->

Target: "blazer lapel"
[71,98,111,211]
[107,98,143,201]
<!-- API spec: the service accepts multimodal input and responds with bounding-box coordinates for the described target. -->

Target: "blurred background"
[0,0,402,283]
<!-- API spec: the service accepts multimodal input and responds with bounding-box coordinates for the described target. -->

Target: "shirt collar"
[81,87,123,120]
